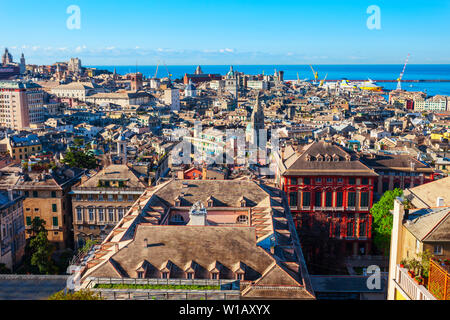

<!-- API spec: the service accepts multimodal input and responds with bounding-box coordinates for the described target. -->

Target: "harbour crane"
[309,65,319,84]
[319,73,328,86]
[153,62,159,79]
[396,53,410,90]
[163,61,172,80]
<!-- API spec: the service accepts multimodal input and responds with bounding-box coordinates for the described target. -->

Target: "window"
[416,239,421,254]
[118,208,124,220]
[212,273,218,280]
[362,178,369,185]
[336,192,343,207]
[348,192,356,207]
[325,192,332,207]
[187,273,193,279]
[88,194,93,201]
[52,217,58,227]
[26,216,32,226]
[289,192,298,207]
[326,178,333,183]
[51,191,56,198]
[118,194,123,201]
[128,195,133,201]
[76,194,81,201]
[162,272,168,279]
[334,223,341,238]
[360,192,369,207]
[237,215,248,224]
[349,178,356,185]
[77,208,82,221]
[33,191,38,197]
[137,272,144,279]
[337,178,343,183]
[89,208,94,221]
[108,208,114,221]
[290,177,297,185]
[347,222,354,237]
[303,178,311,185]
[237,274,244,280]
[433,245,443,255]
[314,192,322,207]
[302,192,311,207]
[98,208,104,221]
[108,194,114,201]
[315,178,322,183]
[359,221,367,237]
[52,204,57,212]
[98,194,104,201]
[24,191,29,197]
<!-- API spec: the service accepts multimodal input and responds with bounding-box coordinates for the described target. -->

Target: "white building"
[247,80,268,91]
[164,88,180,111]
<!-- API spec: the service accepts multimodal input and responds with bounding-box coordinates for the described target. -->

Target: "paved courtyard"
[0,275,69,300]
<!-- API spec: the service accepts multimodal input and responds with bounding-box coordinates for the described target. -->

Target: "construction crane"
[309,65,319,84]
[396,54,410,90]
[319,73,328,86]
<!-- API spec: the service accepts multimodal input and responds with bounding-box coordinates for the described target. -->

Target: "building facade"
[0,81,44,130]
[276,141,378,258]
[70,164,146,247]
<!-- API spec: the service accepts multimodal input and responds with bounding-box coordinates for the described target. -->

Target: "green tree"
[48,289,103,300]
[62,149,98,169]
[29,229,57,274]
[370,188,403,255]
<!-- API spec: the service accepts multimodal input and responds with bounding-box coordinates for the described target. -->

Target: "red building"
[276,141,379,258]
[183,73,222,85]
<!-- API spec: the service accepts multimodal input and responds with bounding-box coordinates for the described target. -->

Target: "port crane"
[153,62,159,79]
[396,53,410,90]
[163,61,172,80]
[319,73,328,87]
[309,65,319,84]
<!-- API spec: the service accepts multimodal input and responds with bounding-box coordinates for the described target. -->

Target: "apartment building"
[13,168,84,250]
[0,80,44,130]
[0,134,42,164]
[0,190,25,271]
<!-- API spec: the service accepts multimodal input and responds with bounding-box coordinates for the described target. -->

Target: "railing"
[84,277,241,300]
[85,277,238,288]
[395,265,436,300]
[94,289,240,300]
[428,259,450,300]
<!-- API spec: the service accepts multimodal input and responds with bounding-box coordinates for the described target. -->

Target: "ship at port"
[356,78,384,92]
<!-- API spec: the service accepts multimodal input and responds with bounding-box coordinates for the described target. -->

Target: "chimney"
[144,238,148,248]
[437,197,444,207]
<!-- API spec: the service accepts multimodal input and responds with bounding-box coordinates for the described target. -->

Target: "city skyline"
[1,0,449,65]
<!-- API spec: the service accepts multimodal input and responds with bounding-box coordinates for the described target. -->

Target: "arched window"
[236,215,248,224]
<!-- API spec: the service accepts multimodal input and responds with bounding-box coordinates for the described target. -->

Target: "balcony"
[394,265,436,300]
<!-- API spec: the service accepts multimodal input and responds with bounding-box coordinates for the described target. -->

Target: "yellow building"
[15,169,84,250]
[2,134,42,163]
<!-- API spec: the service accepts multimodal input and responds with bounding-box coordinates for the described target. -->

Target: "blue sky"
[0,0,449,65]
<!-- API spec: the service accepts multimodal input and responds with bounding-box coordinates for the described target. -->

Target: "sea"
[90,64,450,97]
